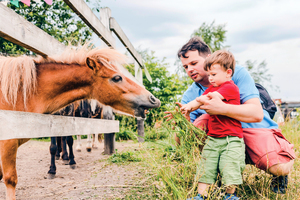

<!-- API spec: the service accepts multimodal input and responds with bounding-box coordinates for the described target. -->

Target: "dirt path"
[0,139,143,200]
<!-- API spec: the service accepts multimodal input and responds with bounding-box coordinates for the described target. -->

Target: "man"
[167,37,295,195]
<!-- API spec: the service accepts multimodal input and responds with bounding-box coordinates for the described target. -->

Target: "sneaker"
[187,194,207,200]
[224,193,239,200]
[271,175,288,194]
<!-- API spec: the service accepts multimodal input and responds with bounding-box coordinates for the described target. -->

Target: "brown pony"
[0,45,160,200]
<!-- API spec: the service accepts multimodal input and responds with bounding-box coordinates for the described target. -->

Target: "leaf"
[143,65,152,83]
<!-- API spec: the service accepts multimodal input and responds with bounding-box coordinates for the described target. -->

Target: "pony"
[74,99,103,152]
[48,101,79,179]
[0,45,160,200]
[48,99,104,179]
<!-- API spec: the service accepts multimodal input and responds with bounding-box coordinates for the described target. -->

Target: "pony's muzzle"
[149,95,161,107]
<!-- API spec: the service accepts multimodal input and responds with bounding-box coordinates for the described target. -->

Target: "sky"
[94,0,300,102]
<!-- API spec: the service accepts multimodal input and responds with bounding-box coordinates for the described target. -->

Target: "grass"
[116,110,300,200]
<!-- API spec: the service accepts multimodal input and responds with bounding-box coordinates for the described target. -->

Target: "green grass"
[118,111,300,199]
[108,150,142,164]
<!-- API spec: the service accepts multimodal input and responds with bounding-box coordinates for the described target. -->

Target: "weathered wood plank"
[63,0,115,48]
[110,18,144,69]
[0,4,65,56]
[0,110,119,140]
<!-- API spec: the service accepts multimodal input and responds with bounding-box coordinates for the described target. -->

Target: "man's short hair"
[177,37,212,58]
[204,50,236,76]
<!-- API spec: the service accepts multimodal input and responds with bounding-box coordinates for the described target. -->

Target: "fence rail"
[0,110,119,140]
[0,1,146,150]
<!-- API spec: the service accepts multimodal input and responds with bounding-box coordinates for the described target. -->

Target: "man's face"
[180,50,210,86]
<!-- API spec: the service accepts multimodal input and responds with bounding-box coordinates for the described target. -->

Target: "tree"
[174,21,229,90]
[192,20,228,52]
[137,49,187,126]
[191,21,275,89]
[0,0,94,55]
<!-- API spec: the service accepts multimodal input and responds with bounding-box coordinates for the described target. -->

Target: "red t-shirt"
[203,80,243,138]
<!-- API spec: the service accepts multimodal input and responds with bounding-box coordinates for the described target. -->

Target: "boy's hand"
[179,104,191,121]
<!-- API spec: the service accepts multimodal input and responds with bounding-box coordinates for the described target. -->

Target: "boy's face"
[180,50,210,86]
[207,64,232,87]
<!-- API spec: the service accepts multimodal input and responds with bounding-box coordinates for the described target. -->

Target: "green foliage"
[141,108,207,199]
[175,20,228,90]
[139,49,189,126]
[108,150,141,164]
[144,125,169,141]
[115,114,137,141]
[191,21,275,88]
[244,60,277,90]
[132,113,300,199]
[192,20,228,52]
[1,0,93,55]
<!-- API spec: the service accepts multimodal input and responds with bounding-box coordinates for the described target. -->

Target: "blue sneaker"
[271,175,288,194]
[224,193,239,200]
[187,194,207,200]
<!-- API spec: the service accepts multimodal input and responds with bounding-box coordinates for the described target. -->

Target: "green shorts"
[196,136,245,185]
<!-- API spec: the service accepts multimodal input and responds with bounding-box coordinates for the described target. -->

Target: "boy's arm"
[180,99,202,114]
[197,92,223,103]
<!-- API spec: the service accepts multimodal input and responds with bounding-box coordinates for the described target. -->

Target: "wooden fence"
[0,1,147,153]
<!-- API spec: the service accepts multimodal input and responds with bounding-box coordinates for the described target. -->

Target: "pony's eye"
[112,75,122,83]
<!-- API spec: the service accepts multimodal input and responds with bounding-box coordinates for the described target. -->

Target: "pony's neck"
[34,63,93,114]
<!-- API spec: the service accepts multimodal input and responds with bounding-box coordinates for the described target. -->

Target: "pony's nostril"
[149,95,157,104]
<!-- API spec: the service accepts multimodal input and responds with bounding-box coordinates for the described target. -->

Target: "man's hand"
[200,92,264,123]
[199,92,227,115]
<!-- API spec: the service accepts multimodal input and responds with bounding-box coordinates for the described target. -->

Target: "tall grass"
[137,111,300,199]
[141,109,208,199]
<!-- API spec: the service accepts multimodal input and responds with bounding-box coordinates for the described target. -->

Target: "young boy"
[181,50,245,200]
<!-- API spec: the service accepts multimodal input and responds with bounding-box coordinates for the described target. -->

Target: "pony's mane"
[34,43,127,72]
[0,55,36,108]
[0,43,127,109]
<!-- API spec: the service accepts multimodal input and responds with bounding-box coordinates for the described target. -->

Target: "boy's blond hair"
[204,50,236,76]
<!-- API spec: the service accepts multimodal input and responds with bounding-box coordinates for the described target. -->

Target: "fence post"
[100,7,116,154]
[135,61,145,142]
[102,106,116,155]
[99,7,115,48]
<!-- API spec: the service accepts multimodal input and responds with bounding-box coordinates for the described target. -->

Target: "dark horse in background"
[0,45,160,200]
[48,99,104,179]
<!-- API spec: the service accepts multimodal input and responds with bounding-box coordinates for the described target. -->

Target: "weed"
[108,150,141,164]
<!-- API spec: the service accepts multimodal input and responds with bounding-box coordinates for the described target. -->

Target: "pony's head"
[85,48,160,118]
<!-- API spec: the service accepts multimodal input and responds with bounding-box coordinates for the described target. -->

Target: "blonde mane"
[0,43,127,109]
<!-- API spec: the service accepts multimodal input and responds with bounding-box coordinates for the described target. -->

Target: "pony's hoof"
[86,148,92,152]
[62,160,69,165]
[47,173,56,179]
[70,164,76,169]
[55,156,60,160]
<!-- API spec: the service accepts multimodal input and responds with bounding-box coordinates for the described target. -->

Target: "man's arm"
[200,92,264,123]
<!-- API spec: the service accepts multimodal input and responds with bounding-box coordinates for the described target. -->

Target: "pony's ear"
[86,57,97,70]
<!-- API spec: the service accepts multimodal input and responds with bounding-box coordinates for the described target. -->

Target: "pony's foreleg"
[66,136,76,169]
[48,137,57,179]
[55,136,62,160]
[0,159,2,181]
[86,134,92,152]
[61,136,69,165]
[76,135,82,152]
[0,140,19,200]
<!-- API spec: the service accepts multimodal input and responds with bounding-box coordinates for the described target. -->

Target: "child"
[181,50,245,200]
